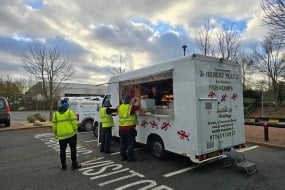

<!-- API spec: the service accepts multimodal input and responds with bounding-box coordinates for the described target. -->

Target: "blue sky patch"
[26,0,44,10]
[216,18,247,31]
[12,33,32,41]
[132,18,186,35]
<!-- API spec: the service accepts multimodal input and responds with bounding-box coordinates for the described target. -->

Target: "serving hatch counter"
[138,107,174,118]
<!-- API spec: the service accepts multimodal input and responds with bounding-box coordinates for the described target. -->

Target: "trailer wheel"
[93,121,99,137]
[149,136,168,160]
[83,120,93,131]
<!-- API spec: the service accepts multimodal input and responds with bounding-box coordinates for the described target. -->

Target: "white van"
[102,54,245,163]
[64,97,102,131]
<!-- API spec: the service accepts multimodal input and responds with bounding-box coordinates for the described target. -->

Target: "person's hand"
[134,99,141,107]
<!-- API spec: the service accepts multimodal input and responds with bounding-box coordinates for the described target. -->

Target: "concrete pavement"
[0,121,51,131]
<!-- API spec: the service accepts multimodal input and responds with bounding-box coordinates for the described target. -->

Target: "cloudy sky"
[0,0,268,85]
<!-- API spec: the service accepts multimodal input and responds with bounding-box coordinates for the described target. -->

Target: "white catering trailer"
[102,54,245,163]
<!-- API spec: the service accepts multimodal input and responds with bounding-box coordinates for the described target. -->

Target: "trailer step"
[223,151,258,175]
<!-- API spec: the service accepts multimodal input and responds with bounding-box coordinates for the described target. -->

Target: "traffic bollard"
[264,122,269,141]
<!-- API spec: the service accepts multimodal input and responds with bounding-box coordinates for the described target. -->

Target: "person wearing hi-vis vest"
[99,100,116,154]
[117,95,140,162]
[52,99,81,171]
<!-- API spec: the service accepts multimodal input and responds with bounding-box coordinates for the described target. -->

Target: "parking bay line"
[163,159,217,178]
[163,145,259,178]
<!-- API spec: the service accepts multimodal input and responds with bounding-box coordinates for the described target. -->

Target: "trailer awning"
[120,69,173,86]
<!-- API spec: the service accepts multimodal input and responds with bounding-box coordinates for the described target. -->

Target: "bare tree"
[252,34,285,105]
[238,52,254,89]
[260,0,285,44]
[216,24,241,60]
[108,53,133,75]
[22,41,75,120]
[194,18,215,56]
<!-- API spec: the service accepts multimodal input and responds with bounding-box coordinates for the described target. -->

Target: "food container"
[140,99,155,109]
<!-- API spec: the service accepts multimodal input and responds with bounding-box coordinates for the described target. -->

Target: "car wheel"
[83,120,93,131]
[149,136,168,160]
[5,120,10,127]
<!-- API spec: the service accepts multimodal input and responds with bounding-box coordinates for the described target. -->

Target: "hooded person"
[99,99,117,154]
[117,95,140,162]
[52,99,81,170]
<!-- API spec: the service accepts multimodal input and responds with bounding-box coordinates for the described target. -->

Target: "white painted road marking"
[79,157,173,189]
[236,145,259,152]
[163,159,217,178]
[85,140,97,143]
[35,133,174,189]
[163,146,259,178]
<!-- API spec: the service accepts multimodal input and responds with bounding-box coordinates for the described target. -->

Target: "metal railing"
[244,116,285,128]
[244,103,256,115]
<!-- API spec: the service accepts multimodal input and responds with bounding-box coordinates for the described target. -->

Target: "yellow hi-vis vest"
[118,104,138,127]
[52,110,78,140]
[100,107,114,128]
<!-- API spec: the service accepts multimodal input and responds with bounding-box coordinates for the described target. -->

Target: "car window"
[0,99,4,109]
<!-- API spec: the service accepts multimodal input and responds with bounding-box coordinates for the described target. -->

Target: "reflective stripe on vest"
[118,104,138,126]
[100,107,114,128]
[53,110,76,139]
[52,110,77,124]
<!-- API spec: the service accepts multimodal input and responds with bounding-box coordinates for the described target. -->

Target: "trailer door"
[198,98,220,154]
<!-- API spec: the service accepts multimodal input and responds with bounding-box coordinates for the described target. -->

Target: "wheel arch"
[147,133,168,160]
[81,117,94,131]
[81,117,94,125]
[147,133,164,147]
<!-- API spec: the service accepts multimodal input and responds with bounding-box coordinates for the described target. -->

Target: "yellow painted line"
[268,119,279,123]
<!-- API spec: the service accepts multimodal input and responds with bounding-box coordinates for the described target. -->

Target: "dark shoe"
[105,150,115,154]
[71,163,82,169]
[121,156,128,161]
[61,164,67,171]
[127,157,137,162]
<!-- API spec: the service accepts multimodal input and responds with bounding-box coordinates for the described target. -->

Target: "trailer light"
[196,155,206,161]
[234,143,246,149]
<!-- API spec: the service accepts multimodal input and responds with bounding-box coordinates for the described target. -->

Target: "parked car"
[0,97,11,127]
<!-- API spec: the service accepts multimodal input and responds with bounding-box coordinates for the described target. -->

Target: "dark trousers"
[100,128,112,153]
[119,128,137,159]
[59,134,77,165]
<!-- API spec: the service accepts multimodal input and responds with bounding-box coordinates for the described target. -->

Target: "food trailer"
[101,54,245,163]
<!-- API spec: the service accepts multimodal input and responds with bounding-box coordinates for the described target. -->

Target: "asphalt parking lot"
[0,127,284,190]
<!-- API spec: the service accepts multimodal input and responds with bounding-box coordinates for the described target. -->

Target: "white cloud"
[0,0,271,85]
[241,15,269,45]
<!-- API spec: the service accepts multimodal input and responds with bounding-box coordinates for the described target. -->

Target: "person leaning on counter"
[117,95,140,162]
[147,86,163,106]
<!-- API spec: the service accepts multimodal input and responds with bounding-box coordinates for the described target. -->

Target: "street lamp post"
[182,45,187,56]
[261,90,264,117]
